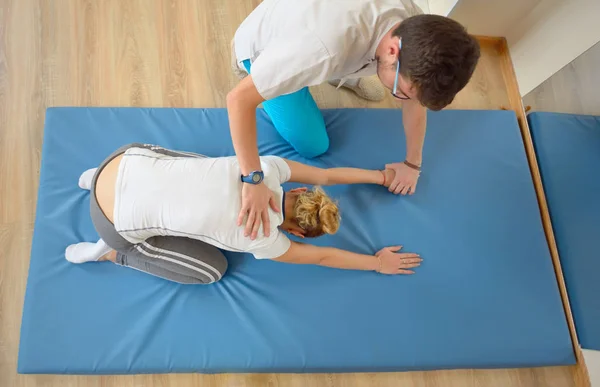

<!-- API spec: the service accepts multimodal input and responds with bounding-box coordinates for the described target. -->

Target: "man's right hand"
[238,183,280,240]
[376,246,422,274]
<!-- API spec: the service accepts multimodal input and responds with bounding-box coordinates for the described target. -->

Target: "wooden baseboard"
[474,35,505,46]
[487,36,591,387]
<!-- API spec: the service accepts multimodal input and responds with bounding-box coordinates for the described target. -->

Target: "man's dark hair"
[393,15,480,111]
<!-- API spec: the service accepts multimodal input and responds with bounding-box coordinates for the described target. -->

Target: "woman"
[66,143,421,284]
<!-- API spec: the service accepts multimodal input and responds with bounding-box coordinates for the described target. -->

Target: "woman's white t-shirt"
[113,147,292,259]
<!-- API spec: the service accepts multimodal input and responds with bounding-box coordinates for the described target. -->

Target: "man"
[227,0,480,239]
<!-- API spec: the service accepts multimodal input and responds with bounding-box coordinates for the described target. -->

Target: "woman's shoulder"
[260,156,291,183]
[248,228,291,260]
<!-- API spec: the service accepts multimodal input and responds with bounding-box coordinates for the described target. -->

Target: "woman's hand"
[375,246,422,274]
[381,168,396,189]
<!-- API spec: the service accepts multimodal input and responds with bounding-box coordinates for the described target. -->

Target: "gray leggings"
[90,143,228,284]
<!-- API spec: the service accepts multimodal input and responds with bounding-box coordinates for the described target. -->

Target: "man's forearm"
[228,100,261,174]
[226,77,265,175]
[402,102,427,165]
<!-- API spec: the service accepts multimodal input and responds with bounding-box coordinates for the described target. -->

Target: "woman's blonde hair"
[294,187,341,238]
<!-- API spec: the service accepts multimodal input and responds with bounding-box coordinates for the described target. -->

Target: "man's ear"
[289,187,308,194]
[390,37,400,57]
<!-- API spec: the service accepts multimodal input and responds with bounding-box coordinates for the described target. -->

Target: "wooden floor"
[0,1,586,386]
[524,41,600,116]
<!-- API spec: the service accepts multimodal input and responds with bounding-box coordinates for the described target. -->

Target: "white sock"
[78,168,97,190]
[65,239,112,264]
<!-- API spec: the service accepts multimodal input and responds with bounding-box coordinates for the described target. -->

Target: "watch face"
[252,174,261,183]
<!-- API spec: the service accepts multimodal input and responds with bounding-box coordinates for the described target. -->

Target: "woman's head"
[282,187,341,238]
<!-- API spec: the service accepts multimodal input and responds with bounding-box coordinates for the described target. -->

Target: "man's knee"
[274,116,330,158]
[293,135,330,159]
[263,91,329,158]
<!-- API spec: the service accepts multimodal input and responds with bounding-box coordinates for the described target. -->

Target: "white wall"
[448,0,600,96]
[583,349,600,387]
[506,0,600,95]
[412,0,430,14]
[449,0,541,37]
[428,0,459,16]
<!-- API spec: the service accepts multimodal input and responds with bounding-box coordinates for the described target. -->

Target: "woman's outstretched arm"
[284,159,394,188]
[274,241,421,275]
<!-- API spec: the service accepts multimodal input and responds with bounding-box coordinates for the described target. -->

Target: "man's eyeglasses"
[392,39,410,100]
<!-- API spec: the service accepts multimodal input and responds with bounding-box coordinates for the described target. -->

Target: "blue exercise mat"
[19,107,575,374]
[529,112,600,351]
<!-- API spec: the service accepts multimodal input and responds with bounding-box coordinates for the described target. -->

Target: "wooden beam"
[491,37,591,387]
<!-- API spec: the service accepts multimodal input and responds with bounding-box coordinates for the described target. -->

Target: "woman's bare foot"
[98,250,117,262]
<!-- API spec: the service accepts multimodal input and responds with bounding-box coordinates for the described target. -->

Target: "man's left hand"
[385,162,420,195]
